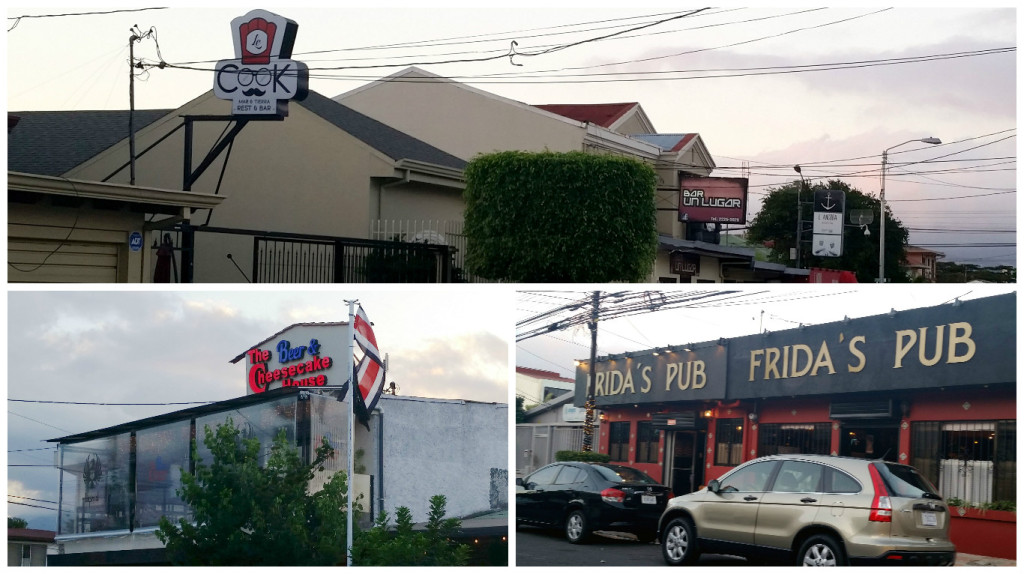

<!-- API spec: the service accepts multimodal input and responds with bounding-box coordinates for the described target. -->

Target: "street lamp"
[793,165,807,269]
[877,137,941,282]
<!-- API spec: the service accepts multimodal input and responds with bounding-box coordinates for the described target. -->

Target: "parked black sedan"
[516,462,672,544]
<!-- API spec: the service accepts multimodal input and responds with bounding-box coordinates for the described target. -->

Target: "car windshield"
[593,464,657,484]
[877,462,942,499]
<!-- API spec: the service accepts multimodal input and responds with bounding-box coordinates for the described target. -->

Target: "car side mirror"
[516,477,523,487]
[708,479,721,494]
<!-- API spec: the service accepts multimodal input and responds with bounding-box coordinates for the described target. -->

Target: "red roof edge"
[8,528,56,543]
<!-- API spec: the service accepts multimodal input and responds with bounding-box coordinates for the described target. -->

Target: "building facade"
[47,321,507,565]
[573,293,1015,556]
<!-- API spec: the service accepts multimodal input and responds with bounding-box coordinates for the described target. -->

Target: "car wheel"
[797,534,846,566]
[564,508,591,544]
[661,517,699,565]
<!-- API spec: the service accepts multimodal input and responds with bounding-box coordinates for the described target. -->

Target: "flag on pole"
[350,305,385,429]
[354,305,382,365]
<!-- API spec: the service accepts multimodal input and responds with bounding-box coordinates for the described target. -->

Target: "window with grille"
[636,421,660,463]
[911,420,1015,505]
[715,418,744,466]
[608,422,631,462]
[758,423,831,457]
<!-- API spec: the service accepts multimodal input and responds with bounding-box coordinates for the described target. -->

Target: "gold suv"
[658,454,956,566]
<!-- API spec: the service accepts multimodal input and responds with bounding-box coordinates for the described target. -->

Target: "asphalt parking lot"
[515,527,1016,567]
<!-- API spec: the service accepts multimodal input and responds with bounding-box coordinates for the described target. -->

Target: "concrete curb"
[955,553,1016,567]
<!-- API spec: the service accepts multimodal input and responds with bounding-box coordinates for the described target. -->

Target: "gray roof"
[8,90,465,178]
[7,109,170,176]
[301,90,466,170]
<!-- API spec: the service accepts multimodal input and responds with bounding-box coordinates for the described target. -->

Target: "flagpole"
[345,299,356,565]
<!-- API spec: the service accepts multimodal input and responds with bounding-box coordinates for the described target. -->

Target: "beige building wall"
[62,92,463,283]
[8,203,147,283]
[336,68,588,160]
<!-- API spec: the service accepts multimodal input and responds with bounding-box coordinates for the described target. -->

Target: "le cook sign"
[214,10,309,116]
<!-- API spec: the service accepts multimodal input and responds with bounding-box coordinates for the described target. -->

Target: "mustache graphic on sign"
[242,87,266,97]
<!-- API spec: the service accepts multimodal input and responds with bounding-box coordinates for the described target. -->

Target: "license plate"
[921,511,937,526]
[641,495,657,505]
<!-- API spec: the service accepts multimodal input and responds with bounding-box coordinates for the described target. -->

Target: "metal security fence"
[911,420,1016,506]
[253,235,453,283]
[758,423,832,457]
[169,224,456,283]
[372,219,485,283]
[516,424,585,478]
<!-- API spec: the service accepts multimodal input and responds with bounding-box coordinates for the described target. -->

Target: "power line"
[161,9,711,74]
[8,7,168,20]
[8,411,74,434]
[8,495,58,505]
[8,447,57,453]
[6,501,57,511]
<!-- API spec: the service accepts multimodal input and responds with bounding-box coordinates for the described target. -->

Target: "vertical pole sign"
[213,10,309,116]
[344,300,356,565]
[812,189,846,257]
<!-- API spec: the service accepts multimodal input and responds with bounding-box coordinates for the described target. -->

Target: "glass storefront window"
[308,393,349,494]
[608,422,630,462]
[135,421,191,528]
[635,421,659,464]
[715,418,744,466]
[911,420,1015,505]
[59,434,131,534]
[194,396,298,469]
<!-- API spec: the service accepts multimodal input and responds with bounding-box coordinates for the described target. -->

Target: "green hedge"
[555,450,611,463]
[463,151,658,282]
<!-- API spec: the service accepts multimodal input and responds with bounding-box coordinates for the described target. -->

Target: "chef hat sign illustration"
[215,9,308,115]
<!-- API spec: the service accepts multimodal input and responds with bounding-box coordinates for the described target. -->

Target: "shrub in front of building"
[555,450,611,463]
[464,151,658,282]
[351,494,470,566]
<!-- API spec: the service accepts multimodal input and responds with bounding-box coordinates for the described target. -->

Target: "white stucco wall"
[367,395,507,523]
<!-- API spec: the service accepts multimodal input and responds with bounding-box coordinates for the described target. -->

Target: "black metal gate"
[167,225,454,283]
[252,235,453,283]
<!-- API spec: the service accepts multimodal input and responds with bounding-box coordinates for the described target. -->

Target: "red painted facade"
[596,385,1015,557]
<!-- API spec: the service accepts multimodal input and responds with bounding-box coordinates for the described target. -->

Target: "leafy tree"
[351,495,470,566]
[515,396,527,423]
[463,151,658,282]
[8,517,28,528]
[746,179,910,283]
[936,261,1016,283]
[156,420,353,566]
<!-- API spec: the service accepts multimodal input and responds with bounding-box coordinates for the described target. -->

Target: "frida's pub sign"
[214,9,309,115]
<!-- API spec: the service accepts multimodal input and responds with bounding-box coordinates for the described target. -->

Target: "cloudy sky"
[6,5,1016,265]
[6,287,510,529]
[517,284,1017,381]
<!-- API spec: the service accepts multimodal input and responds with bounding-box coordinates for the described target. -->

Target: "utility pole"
[129,28,140,186]
[581,290,600,452]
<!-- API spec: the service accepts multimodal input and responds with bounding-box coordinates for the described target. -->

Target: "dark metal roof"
[7,110,171,176]
[8,90,466,178]
[46,386,303,445]
[300,90,466,170]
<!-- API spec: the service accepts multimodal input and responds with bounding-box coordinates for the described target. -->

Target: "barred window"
[608,422,631,462]
[911,420,1015,505]
[636,421,660,463]
[715,418,744,466]
[758,423,831,457]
